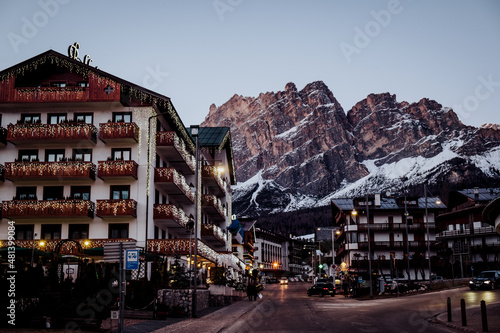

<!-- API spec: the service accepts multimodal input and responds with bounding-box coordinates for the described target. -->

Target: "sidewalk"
[433,302,500,333]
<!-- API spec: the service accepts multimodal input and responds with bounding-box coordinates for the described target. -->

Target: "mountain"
[202,81,500,220]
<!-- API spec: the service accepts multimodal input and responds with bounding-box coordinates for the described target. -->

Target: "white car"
[279,277,289,284]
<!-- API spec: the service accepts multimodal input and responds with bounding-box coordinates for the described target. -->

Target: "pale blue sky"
[1,0,499,128]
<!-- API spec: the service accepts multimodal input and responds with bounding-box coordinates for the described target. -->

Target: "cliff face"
[202,81,500,217]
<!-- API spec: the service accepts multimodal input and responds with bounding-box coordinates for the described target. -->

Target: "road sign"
[125,249,139,270]
[111,311,119,320]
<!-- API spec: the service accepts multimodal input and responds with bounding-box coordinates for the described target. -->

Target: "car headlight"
[485,280,491,284]
[469,281,474,284]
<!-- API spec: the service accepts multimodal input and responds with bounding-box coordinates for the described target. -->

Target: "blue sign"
[125,250,139,270]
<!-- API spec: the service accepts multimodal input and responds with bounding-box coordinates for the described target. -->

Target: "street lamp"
[317,227,340,279]
[190,125,200,318]
[424,183,441,289]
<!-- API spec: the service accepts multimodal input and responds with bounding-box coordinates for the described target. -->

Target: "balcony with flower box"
[7,122,97,145]
[155,131,195,175]
[201,223,226,247]
[2,199,95,219]
[96,199,137,218]
[153,204,192,232]
[201,194,225,222]
[146,238,218,262]
[154,167,194,204]
[97,160,138,181]
[98,122,139,143]
[4,161,96,182]
[202,166,226,197]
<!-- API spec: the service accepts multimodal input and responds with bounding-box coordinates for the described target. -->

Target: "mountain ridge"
[202,81,500,219]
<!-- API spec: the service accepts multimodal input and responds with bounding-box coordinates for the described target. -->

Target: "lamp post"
[190,125,200,318]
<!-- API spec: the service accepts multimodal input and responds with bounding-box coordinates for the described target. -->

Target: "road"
[219,282,500,333]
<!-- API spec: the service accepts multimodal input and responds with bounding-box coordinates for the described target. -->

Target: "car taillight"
[323,288,328,290]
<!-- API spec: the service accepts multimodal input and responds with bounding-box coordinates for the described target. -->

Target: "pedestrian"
[247,283,255,301]
[342,279,349,297]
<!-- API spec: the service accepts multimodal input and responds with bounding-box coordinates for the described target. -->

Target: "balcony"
[3,238,134,255]
[4,161,96,182]
[96,199,137,218]
[7,122,97,145]
[146,238,218,262]
[153,204,191,231]
[356,223,435,231]
[154,167,194,204]
[155,131,195,175]
[97,160,138,181]
[436,226,497,239]
[201,224,226,247]
[2,199,94,219]
[99,122,139,143]
[201,194,225,222]
[202,166,226,196]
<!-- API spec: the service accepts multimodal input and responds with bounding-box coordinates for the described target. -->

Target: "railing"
[98,122,139,142]
[4,161,96,180]
[202,165,226,194]
[153,204,191,228]
[154,167,194,202]
[2,200,95,219]
[436,226,496,238]
[201,224,226,244]
[355,241,435,250]
[7,123,97,143]
[156,131,195,172]
[96,199,137,218]
[97,160,138,179]
[201,194,225,220]
[2,238,134,254]
[146,239,218,262]
[14,86,90,103]
[356,223,435,231]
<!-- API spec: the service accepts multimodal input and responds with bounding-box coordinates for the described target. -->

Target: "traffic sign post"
[126,250,139,270]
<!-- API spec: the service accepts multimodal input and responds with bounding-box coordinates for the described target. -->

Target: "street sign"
[125,249,139,270]
[111,311,119,320]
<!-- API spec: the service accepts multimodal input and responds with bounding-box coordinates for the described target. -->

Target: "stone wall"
[157,289,210,316]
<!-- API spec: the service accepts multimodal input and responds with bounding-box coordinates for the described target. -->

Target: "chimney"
[375,193,381,207]
[474,187,479,199]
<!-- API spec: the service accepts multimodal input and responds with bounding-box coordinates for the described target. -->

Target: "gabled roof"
[458,188,500,202]
[0,49,195,152]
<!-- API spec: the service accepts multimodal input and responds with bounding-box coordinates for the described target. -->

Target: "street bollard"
[447,297,452,322]
[480,300,488,332]
[461,298,467,327]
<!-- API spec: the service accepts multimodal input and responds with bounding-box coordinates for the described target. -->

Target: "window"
[15,225,34,240]
[112,112,132,123]
[74,113,93,124]
[21,114,41,124]
[73,149,92,162]
[43,186,64,201]
[18,149,38,161]
[71,186,91,200]
[110,185,130,200]
[48,113,67,124]
[109,224,129,239]
[45,149,65,162]
[16,187,37,200]
[112,148,131,161]
[50,82,66,88]
[68,224,89,239]
[41,224,61,240]
[77,81,89,88]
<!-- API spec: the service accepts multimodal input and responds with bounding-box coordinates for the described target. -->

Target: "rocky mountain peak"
[202,81,500,217]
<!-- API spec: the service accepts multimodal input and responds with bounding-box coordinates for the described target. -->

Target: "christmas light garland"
[7,123,97,141]
[154,167,194,202]
[97,160,138,178]
[5,161,96,179]
[2,199,95,218]
[96,199,137,217]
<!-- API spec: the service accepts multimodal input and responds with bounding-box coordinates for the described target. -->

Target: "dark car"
[469,270,500,290]
[307,283,336,297]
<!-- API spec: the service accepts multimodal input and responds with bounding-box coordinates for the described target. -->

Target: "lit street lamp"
[190,125,200,318]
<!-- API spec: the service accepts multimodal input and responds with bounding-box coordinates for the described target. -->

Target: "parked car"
[307,283,336,297]
[469,270,500,290]
[280,277,289,285]
[431,275,444,281]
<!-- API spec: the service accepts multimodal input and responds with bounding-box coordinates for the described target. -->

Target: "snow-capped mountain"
[202,81,500,217]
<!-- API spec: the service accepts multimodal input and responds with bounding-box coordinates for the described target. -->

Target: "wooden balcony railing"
[356,223,436,231]
[4,161,96,181]
[201,194,225,221]
[154,167,194,203]
[156,131,195,174]
[201,223,226,245]
[96,199,137,218]
[7,122,97,144]
[153,204,191,229]
[97,160,138,180]
[98,122,139,143]
[2,200,95,219]
[2,238,134,254]
[146,238,218,262]
[202,165,226,196]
